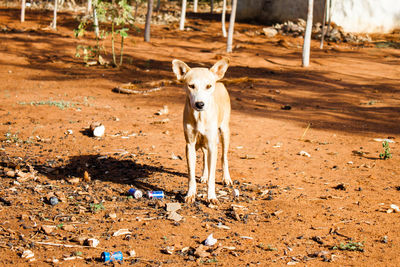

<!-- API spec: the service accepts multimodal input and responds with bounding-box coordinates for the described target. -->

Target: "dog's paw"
[184,195,196,204]
[200,176,208,184]
[207,198,220,205]
[223,177,233,186]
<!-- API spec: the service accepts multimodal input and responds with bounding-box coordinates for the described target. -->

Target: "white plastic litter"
[204,234,217,246]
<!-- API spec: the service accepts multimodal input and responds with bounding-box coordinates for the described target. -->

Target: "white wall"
[237,0,400,33]
[331,0,400,33]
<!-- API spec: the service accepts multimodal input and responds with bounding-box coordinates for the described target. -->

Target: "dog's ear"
[210,58,229,80]
[172,59,191,81]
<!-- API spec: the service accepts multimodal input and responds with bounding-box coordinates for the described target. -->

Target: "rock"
[194,245,210,258]
[334,183,346,190]
[155,105,169,115]
[67,177,80,184]
[41,225,56,235]
[262,27,278,37]
[128,249,136,257]
[90,122,105,137]
[62,224,74,232]
[167,211,183,222]
[298,151,311,157]
[166,203,181,212]
[204,234,217,246]
[216,222,230,230]
[85,238,99,247]
[107,213,117,219]
[6,170,15,177]
[83,171,91,182]
[390,204,400,212]
[162,246,175,255]
[21,250,35,259]
[113,229,132,237]
[71,236,86,245]
[49,196,59,206]
[232,189,240,198]
[272,210,283,216]
[170,152,182,160]
[231,206,245,221]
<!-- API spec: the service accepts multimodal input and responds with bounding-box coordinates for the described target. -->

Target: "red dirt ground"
[0,3,400,266]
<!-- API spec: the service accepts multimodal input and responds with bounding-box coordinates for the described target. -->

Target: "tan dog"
[172,58,232,204]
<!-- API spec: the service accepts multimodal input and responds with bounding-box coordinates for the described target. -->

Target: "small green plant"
[57,223,64,229]
[257,243,277,251]
[74,0,135,67]
[379,141,392,160]
[4,131,21,143]
[332,241,364,252]
[18,100,79,110]
[90,202,105,213]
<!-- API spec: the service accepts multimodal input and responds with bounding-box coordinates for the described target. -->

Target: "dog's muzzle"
[195,101,205,110]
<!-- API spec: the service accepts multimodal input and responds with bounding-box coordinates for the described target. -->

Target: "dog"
[172,58,233,204]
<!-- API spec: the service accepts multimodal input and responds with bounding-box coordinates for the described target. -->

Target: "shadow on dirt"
[1,10,399,135]
[33,154,187,196]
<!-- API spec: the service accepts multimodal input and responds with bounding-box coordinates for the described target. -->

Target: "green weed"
[18,100,79,110]
[332,241,364,252]
[4,131,21,143]
[90,202,105,213]
[379,141,392,160]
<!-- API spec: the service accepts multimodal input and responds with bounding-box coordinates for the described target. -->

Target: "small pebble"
[49,196,58,206]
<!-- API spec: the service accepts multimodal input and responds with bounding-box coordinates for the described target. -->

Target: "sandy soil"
[0,3,400,266]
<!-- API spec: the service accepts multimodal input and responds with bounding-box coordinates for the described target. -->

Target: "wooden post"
[302,0,313,67]
[52,0,58,29]
[87,0,92,14]
[21,0,26,22]
[226,0,237,53]
[144,0,153,42]
[320,0,327,49]
[179,0,187,31]
[93,4,99,38]
[221,0,227,37]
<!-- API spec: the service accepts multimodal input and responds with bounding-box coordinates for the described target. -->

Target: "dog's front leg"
[207,140,218,204]
[200,147,208,183]
[185,142,197,203]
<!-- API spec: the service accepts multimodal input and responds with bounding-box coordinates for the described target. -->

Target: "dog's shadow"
[35,154,187,198]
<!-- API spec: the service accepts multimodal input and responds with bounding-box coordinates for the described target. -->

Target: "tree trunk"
[144,0,153,42]
[221,0,227,37]
[226,0,237,53]
[179,0,187,31]
[302,0,314,67]
[52,0,58,29]
[21,0,26,22]
[155,0,161,12]
[93,4,99,38]
[193,0,198,13]
[87,0,92,14]
[319,0,327,49]
[326,0,332,38]
[210,0,213,14]
[134,0,139,20]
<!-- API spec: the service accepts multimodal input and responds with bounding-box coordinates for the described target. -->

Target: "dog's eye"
[188,84,195,89]
[206,84,212,89]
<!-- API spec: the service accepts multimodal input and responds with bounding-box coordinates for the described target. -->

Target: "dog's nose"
[195,101,205,110]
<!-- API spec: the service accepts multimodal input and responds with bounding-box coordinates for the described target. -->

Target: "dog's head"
[172,58,229,111]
